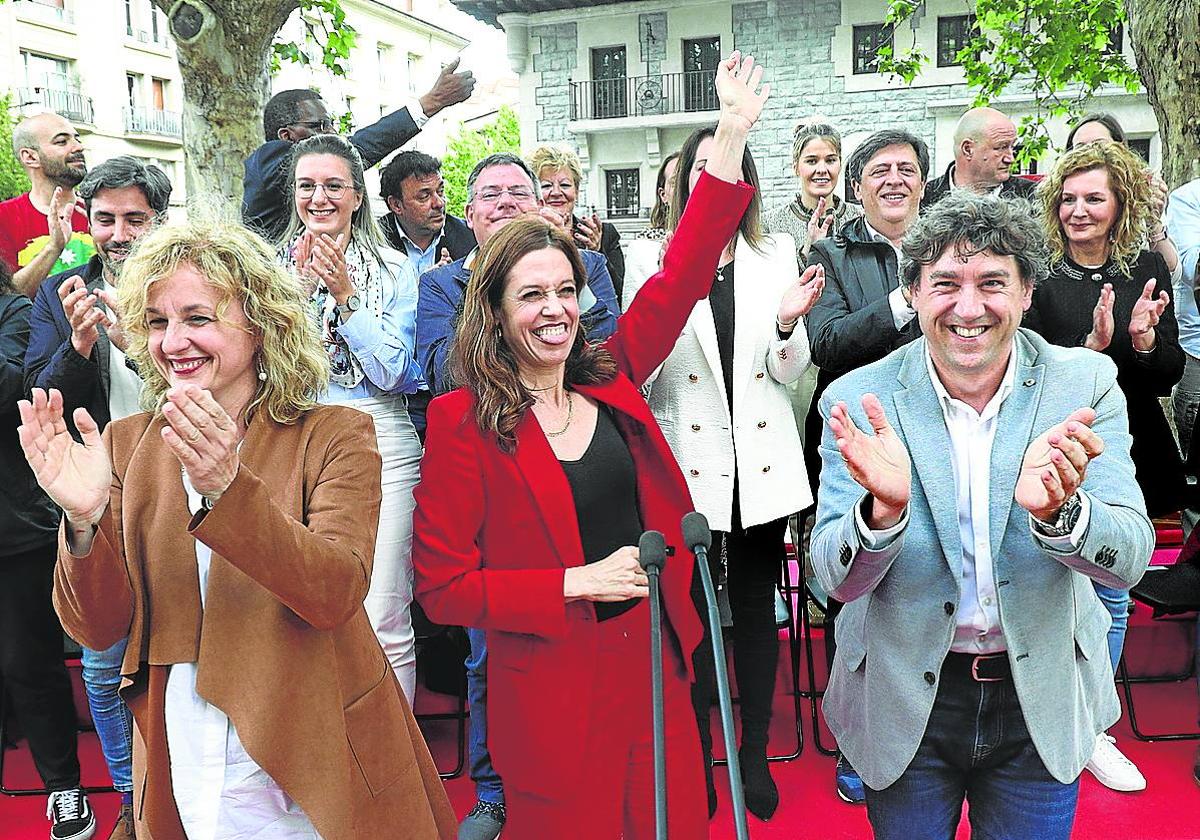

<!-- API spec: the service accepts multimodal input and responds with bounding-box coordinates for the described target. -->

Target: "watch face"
[346,293,362,311]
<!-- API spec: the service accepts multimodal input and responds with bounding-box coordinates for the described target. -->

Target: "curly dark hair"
[900,190,1049,290]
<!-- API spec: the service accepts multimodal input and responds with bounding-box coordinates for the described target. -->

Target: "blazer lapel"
[892,340,963,574]
[988,333,1044,555]
[511,410,584,568]
[730,237,757,412]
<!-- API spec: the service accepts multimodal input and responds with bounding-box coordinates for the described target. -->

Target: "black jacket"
[921,162,1038,211]
[242,107,420,242]
[802,216,922,492]
[574,217,625,303]
[1,293,60,556]
[379,213,476,263]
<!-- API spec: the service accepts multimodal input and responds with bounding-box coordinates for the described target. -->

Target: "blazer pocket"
[1073,606,1107,662]
[344,669,417,796]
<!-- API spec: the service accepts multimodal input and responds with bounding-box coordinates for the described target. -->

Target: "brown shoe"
[108,803,135,840]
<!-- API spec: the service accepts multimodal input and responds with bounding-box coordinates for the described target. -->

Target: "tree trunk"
[156,0,299,207]
[1125,0,1200,188]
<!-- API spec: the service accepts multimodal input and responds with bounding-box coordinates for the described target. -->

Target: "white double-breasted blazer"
[625,232,813,531]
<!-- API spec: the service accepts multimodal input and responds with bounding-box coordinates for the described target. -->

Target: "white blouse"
[164,471,323,840]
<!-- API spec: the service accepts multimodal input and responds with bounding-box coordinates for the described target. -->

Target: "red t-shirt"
[0,192,93,275]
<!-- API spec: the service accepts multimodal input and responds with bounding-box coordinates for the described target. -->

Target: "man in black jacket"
[378,150,476,272]
[921,107,1037,210]
[804,128,929,804]
[242,58,474,241]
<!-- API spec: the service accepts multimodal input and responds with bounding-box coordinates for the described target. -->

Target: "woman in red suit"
[412,53,786,838]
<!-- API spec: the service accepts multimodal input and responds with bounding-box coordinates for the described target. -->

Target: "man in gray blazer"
[811,191,1152,839]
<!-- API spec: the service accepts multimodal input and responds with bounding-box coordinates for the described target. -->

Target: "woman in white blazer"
[625,125,825,822]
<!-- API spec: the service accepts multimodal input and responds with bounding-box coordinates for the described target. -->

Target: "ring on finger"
[187,431,202,443]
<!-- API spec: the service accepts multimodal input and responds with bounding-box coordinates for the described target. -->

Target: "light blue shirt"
[1166,179,1200,357]
[391,217,444,275]
[321,245,425,403]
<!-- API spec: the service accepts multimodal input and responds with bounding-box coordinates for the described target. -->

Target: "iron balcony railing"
[570,70,719,121]
[124,106,182,138]
[19,86,93,124]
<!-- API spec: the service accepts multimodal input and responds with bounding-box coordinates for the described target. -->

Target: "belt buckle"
[971,654,1004,682]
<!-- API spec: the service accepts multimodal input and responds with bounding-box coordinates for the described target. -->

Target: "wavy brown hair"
[450,218,618,452]
[1037,140,1153,276]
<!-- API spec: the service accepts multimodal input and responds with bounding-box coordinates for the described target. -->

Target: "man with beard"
[379,150,476,272]
[23,156,171,840]
[0,113,92,297]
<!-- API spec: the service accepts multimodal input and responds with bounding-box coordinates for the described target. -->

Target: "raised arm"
[606,51,765,384]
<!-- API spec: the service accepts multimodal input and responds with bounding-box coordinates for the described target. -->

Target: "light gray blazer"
[811,328,1153,789]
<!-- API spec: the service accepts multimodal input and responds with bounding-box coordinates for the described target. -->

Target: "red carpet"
[3,609,1197,839]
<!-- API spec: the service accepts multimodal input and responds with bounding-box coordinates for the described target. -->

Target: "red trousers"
[503,602,708,839]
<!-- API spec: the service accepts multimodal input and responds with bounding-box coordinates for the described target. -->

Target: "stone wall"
[530,21,578,143]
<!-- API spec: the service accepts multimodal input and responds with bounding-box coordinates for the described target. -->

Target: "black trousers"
[690,500,789,751]
[0,543,81,790]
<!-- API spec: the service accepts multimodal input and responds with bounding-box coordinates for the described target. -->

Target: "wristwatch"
[335,293,362,322]
[1036,492,1083,537]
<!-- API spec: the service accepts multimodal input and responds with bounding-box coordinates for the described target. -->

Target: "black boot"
[733,633,780,820]
[691,624,718,818]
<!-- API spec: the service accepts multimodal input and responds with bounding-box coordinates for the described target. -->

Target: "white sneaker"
[1085,733,1147,791]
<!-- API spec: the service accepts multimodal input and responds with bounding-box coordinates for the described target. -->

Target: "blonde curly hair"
[117,214,329,424]
[1037,141,1153,276]
[527,144,584,188]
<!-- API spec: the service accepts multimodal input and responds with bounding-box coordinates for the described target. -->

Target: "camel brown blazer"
[53,405,455,840]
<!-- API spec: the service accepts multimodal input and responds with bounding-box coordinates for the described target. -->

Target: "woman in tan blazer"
[17,216,455,840]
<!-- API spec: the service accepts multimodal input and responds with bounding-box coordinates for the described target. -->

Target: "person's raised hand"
[18,389,110,527]
[1128,278,1169,352]
[807,196,834,246]
[1084,283,1116,352]
[46,187,75,250]
[828,393,911,528]
[1148,170,1169,220]
[563,545,649,602]
[778,263,825,326]
[714,51,770,130]
[436,247,452,267]
[59,277,105,359]
[160,386,241,502]
[419,57,476,117]
[1016,408,1102,522]
[93,288,129,353]
[574,213,603,251]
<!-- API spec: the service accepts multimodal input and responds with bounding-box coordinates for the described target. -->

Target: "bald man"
[0,113,93,297]
[921,107,1037,210]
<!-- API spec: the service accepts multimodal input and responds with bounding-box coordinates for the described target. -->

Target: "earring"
[256,358,268,381]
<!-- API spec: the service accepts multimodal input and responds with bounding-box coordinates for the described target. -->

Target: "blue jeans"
[865,655,1079,840]
[466,627,504,805]
[81,637,133,793]
[1092,582,1129,674]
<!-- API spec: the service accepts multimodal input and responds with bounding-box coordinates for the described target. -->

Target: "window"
[590,46,627,119]
[151,78,166,110]
[937,15,976,67]
[852,23,892,75]
[23,51,70,91]
[150,4,161,43]
[1104,23,1124,54]
[682,37,720,111]
[124,0,134,36]
[377,43,392,86]
[605,169,640,218]
[406,53,421,95]
[126,73,142,107]
[1129,137,1151,164]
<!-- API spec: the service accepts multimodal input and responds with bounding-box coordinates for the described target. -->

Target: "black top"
[1023,249,1186,516]
[559,405,643,621]
[709,261,736,417]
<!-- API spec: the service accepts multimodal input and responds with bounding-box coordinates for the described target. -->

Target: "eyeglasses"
[295,180,353,199]
[474,185,536,204]
[292,119,335,132]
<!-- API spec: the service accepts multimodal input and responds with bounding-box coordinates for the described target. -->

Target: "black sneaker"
[46,788,96,840]
[458,800,506,840]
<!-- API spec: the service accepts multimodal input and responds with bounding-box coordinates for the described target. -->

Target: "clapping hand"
[777,264,825,326]
[1128,278,1169,352]
[1084,283,1116,351]
[46,187,75,250]
[1147,171,1169,220]
[715,51,770,129]
[1015,408,1103,523]
[160,386,241,502]
[574,213,603,251]
[296,232,353,305]
[829,394,911,528]
[17,389,110,528]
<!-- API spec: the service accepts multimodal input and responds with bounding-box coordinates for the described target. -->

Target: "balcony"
[124,107,182,141]
[18,87,93,125]
[570,70,719,121]
[14,0,75,28]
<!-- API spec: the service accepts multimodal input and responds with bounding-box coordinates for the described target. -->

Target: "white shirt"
[862,220,917,333]
[103,281,143,422]
[856,340,1091,653]
[165,473,322,840]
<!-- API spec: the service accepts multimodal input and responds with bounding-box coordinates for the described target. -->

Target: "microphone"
[682,511,750,840]
[638,529,669,840]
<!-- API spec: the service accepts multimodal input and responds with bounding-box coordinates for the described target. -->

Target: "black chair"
[1118,559,1200,742]
[410,602,469,780]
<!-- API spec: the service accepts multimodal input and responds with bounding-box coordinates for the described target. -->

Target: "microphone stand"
[639,530,669,840]
[682,511,750,840]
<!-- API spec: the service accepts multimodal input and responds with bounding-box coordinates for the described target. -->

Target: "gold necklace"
[542,392,574,437]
